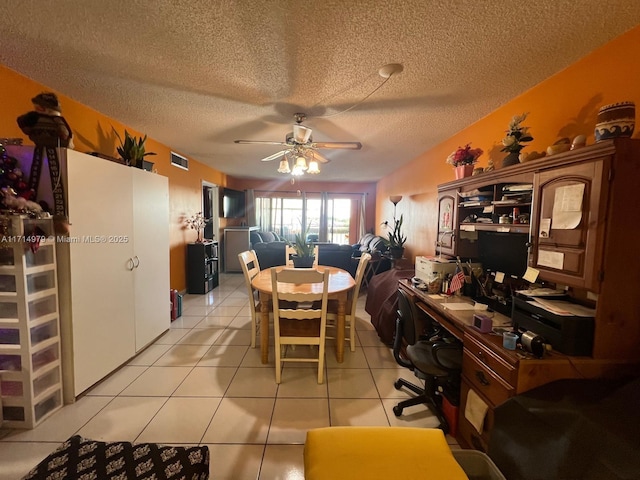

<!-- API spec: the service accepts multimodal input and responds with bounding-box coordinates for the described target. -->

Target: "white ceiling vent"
[171,152,189,170]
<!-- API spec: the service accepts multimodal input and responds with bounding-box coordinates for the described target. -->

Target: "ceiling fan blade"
[260,150,289,162]
[235,140,288,146]
[293,124,313,143]
[312,141,362,150]
[308,150,330,164]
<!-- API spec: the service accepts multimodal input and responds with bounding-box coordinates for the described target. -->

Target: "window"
[255,192,360,245]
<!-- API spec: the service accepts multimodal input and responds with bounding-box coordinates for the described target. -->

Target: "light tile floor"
[0,273,457,480]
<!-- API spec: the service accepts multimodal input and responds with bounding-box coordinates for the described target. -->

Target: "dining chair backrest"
[285,245,319,267]
[350,252,371,315]
[325,252,370,353]
[285,245,296,266]
[270,267,330,383]
[238,249,262,348]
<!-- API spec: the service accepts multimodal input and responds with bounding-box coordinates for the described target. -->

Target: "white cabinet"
[0,215,63,428]
[15,149,172,400]
[131,168,170,351]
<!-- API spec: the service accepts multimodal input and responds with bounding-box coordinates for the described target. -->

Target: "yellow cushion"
[304,426,468,480]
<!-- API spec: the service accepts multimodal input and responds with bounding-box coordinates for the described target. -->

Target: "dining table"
[251,265,356,364]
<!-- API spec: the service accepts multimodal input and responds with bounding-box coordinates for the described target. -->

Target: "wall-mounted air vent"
[171,152,189,170]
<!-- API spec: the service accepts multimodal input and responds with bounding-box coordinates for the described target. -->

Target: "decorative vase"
[595,101,635,142]
[389,246,405,259]
[195,230,203,243]
[292,255,315,268]
[502,151,520,168]
[454,164,474,179]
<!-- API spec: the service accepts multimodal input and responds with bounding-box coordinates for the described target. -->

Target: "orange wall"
[0,64,227,291]
[377,25,640,263]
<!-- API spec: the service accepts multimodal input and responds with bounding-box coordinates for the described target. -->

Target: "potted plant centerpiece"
[446,143,483,179]
[383,214,407,259]
[115,129,157,170]
[501,113,533,167]
[290,229,316,268]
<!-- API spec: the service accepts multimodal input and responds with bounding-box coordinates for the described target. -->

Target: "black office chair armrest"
[393,317,413,369]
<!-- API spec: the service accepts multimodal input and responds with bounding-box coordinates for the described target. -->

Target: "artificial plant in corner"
[383,214,407,258]
[114,129,157,168]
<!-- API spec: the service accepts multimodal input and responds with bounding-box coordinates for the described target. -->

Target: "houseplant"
[501,113,533,167]
[383,214,407,259]
[290,229,316,268]
[446,143,483,179]
[115,129,157,169]
[186,212,206,243]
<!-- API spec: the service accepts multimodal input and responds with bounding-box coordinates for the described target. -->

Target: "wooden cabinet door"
[436,188,458,257]
[531,159,608,291]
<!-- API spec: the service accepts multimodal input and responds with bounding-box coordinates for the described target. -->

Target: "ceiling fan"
[234,113,362,165]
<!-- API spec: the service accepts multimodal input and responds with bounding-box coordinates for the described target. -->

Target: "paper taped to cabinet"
[552,183,585,229]
[538,249,564,270]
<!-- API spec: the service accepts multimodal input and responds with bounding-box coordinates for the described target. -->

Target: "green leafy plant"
[501,113,534,153]
[114,129,157,167]
[382,214,407,249]
[291,230,315,258]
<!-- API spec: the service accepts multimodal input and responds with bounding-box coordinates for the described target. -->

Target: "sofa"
[251,230,391,277]
[250,230,284,246]
[253,241,359,276]
[352,232,388,256]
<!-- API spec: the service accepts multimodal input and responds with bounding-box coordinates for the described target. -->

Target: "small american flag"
[448,265,465,294]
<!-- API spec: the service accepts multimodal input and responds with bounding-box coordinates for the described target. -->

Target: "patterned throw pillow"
[22,435,209,480]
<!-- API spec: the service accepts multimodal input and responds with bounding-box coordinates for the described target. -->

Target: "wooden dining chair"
[325,252,371,352]
[271,267,330,384]
[285,245,319,267]
[238,250,267,348]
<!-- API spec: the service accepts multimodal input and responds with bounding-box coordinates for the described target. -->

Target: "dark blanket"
[488,377,640,480]
[365,268,414,345]
[22,435,209,480]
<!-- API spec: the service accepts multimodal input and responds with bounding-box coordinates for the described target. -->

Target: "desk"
[398,279,587,450]
[251,266,355,364]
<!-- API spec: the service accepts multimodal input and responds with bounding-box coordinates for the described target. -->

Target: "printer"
[415,256,481,283]
[414,256,457,283]
[512,296,594,356]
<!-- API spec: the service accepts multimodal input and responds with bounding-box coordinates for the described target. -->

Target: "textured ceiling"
[1,1,639,182]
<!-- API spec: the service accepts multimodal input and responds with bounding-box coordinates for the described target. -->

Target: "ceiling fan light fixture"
[277,157,291,173]
[294,156,308,171]
[291,165,305,176]
[307,160,320,174]
[293,124,313,143]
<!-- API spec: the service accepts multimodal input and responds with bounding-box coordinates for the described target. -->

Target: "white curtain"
[320,191,329,242]
[359,193,367,240]
[246,189,256,226]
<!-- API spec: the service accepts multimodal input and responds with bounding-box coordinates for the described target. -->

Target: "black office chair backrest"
[397,288,420,345]
[393,288,421,369]
[394,288,463,373]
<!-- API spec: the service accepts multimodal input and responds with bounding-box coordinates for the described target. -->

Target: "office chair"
[392,288,462,434]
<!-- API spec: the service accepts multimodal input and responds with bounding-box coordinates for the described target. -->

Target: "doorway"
[202,182,219,241]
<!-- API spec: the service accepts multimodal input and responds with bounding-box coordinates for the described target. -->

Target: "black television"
[477,231,529,277]
[220,188,246,219]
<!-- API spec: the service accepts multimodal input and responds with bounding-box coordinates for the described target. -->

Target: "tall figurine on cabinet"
[17,92,73,224]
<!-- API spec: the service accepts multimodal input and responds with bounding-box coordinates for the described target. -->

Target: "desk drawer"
[458,379,493,452]
[463,350,514,406]
[464,333,517,385]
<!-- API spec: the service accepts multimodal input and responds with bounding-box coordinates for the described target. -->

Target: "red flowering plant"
[446,143,484,167]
